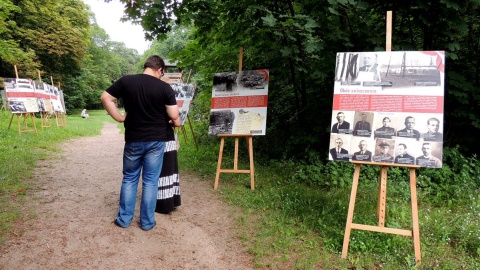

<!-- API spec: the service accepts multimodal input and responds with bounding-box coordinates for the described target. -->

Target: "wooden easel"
[54,111,66,127]
[164,68,199,150]
[36,70,51,130]
[40,112,52,130]
[8,113,39,135]
[213,47,256,190]
[181,73,198,150]
[50,78,66,127]
[341,162,422,265]
[341,11,422,266]
[178,114,199,150]
[7,65,39,135]
[214,134,255,190]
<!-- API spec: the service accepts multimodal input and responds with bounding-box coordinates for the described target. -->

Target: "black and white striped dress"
[155,140,181,214]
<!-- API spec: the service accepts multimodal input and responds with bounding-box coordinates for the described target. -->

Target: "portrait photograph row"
[328,135,443,168]
[330,110,443,142]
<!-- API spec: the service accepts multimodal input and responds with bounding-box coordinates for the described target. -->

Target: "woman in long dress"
[155,138,181,214]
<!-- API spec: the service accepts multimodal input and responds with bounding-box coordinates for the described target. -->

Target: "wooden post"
[239,47,244,71]
[386,11,392,51]
[186,69,193,84]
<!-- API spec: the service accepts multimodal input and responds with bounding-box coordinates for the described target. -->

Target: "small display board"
[208,69,269,136]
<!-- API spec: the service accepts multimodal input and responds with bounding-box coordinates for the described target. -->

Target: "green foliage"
[0,0,139,110]
[417,146,480,204]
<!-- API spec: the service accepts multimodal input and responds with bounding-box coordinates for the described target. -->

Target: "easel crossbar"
[218,169,251,173]
[350,223,412,236]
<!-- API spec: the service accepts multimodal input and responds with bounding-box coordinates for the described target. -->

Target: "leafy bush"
[417,146,480,204]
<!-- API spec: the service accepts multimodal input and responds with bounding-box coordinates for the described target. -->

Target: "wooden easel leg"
[233,137,239,170]
[180,125,188,143]
[8,114,14,129]
[214,137,225,189]
[247,136,255,190]
[29,113,38,135]
[342,164,362,258]
[17,114,22,135]
[40,112,45,130]
[377,166,388,227]
[410,168,422,266]
[55,112,59,127]
[187,115,199,150]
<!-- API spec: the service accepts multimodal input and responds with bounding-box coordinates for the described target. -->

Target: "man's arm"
[166,104,181,127]
[100,91,126,123]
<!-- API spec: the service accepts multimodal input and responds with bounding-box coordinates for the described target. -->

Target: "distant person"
[353,113,371,137]
[397,116,420,140]
[351,140,372,161]
[373,140,394,163]
[81,109,89,119]
[330,137,350,161]
[374,117,395,139]
[422,117,443,142]
[394,143,415,164]
[416,143,442,168]
[331,112,351,134]
[101,55,181,231]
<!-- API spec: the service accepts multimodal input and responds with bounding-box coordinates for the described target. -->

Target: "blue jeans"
[115,141,165,230]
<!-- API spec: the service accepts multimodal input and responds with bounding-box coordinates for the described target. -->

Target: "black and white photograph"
[329,134,351,161]
[172,83,195,98]
[393,141,416,165]
[37,98,46,112]
[373,114,398,139]
[415,142,443,168]
[331,110,354,134]
[213,72,238,92]
[212,70,269,96]
[372,139,395,163]
[334,51,445,95]
[396,115,421,140]
[350,137,374,162]
[352,111,373,137]
[208,110,235,135]
[8,100,26,113]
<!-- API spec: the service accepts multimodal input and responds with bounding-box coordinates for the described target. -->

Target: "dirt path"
[0,122,254,269]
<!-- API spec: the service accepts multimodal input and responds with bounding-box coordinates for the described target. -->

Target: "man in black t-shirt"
[101,55,180,231]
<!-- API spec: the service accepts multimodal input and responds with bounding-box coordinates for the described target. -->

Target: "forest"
[1,0,480,268]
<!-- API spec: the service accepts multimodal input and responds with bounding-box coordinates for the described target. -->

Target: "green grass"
[0,109,115,244]
[178,119,480,269]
